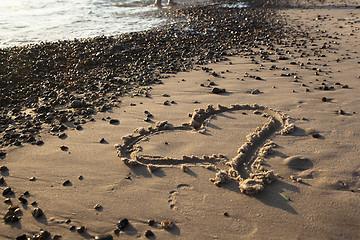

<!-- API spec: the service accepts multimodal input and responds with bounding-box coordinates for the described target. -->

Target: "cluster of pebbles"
[0,0,291,148]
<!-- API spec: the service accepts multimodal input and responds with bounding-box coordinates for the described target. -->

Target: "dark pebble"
[342,84,349,88]
[76,125,83,130]
[223,212,229,217]
[63,180,72,186]
[100,138,106,143]
[148,219,155,226]
[211,87,226,94]
[0,165,9,171]
[59,133,67,139]
[145,230,155,238]
[18,196,28,204]
[70,226,76,231]
[60,146,68,151]
[3,187,14,196]
[144,117,151,122]
[0,177,5,185]
[0,151,6,157]
[95,234,113,240]
[77,226,86,233]
[311,132,321,138]
[109,119,119,125]
[338,110,345,115]
[16,235,27,240]
[117,218,129,230]
[32,208,44,218]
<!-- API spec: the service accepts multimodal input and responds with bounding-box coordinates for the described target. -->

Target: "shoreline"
[1,0,360,239]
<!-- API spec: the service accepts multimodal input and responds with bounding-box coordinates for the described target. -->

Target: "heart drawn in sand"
[117,103,296,195]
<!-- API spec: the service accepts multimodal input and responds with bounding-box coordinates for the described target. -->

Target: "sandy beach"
[1,0,359,239]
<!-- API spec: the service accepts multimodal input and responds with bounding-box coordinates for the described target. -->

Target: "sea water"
[0,0,245,48]
[0,0,170,48]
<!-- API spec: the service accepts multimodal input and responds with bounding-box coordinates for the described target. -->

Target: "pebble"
[109,119,119,125]
[60,146,68,151]
[77,226,86,233]
[0,165,9,171]
[145,230,155,238]
[2,187,14,196]
[18,196,28,204]
[117,218,129,230]
[63,180,72,186]
[251,89,261,94]
[95,234,113,240]
[29,176,36,181]
[100,138,107,143]
[32,208,44,218]
[94,203,102,210]
[0,177,5,184]
[211,88,226,94]
[15,235,27,240]
[161,220,174,230]
[148,219,155,226]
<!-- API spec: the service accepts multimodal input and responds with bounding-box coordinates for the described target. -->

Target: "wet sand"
[1,0,360,239]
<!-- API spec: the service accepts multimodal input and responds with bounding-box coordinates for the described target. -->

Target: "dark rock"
[321,97,327,102]
[0,151,6,157]
[117,218,129,230]
[109,119,119,125]
[211,88,226,94]
[0,177,5,185]
[59,133,67,139]
[70,100,86,108]
[77,226,86,233]
[251,89,261,94]
[100,138,106,143]
[3,187,14,196]
[148,219,155,226]
[311,132,321,138]
[76,125,83,130]
[145,230,155,238]
[32,208,44,218]
[16,235,27,240]
[63,180,72,186]
[18,196,28,204]
[0,166,9,171]
[60,146,68,151]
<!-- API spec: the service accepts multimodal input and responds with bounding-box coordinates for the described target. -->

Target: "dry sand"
[1,0,360,239]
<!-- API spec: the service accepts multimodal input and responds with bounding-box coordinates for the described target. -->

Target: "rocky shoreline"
[0,0,292,148]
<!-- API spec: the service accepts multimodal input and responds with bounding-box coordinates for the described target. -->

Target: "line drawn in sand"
[117,103,295,195]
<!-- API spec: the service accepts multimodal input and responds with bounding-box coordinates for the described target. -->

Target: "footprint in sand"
[168,184,193,211]
[117,103,297,195]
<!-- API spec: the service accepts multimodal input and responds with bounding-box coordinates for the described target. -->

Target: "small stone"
[148,219,155,226]
[163,100,170,105]
[65,219,71,224]
[16,235,27,240]
[53,234,62,239]
[95,234,113,240]
[145,230,155,238]
[338,109,345,115]
[31,201,37,206]
[251,89,261,94]
[60,146,68,151]
[223,212,229,217]
[0,177,5,184]
[114,229,120,234]
[4,198,11,204]
[342,84,348,88]
[58,133,67,139]
[29,176,36,181]
[32,208,44,218]
[162,93,170,97]
[0,166,9,171]
[0,151,6,157]
[311,132,321,138]
[78,175,84,180]
[144,117,151,122]
[321,97,327,102]
[3,187,14,196]
[77,226,86,233]
[109,119,119,125]
[23,191,30,196]
[18,196,28,204]
[161,220,174,230]
[63,180,71,186]
[70,226,76,231]
[117,218,129,230]
[100,138,106,143]
[211,87,226,94]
